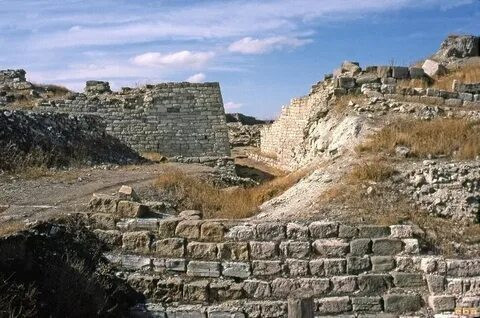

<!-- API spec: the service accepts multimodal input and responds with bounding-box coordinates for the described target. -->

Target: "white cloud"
[224,101,243,110]
[132,51,215,68]
[229,36,312,54]
[186,73,206,83]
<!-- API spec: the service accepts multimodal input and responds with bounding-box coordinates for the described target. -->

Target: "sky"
[0,0,478,119]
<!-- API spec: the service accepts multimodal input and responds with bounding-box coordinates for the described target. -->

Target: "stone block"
[309,222,338,238]
[356,74,380,85]
[447,260,480,277]
[299,278,331,297]
[222,262,251,278]
[158,218,180,238]
[187,242,217,260]
[165,258,187,272]
[403,238,420,254]
[352,296,383,312]
[389,225,413,238]
[347,256,371,275]
[127,218,159,231]
[372,238,403,255]
[93,229,122,246]
[313,239,349,257]
[89,213,116,229]
[391,67,410,79]
[118,185,140,201]
[256,222,285,240]
[88,193,118,214]
[286,259,309,276]
[316,296,352,314]
[459,92,474,101]
[208,312,244,318]
[445,98,463,107]
[175,220,202,239]
[217,242,249,261]
[260,301,288,317]
[324,258,347,276]
[116,200,149,218]
[179,210,202,220]
[187,261,221,277]
[154,277,183,302]
[200,222,225,242]
[336,77,356,89]
[225,225,256,241]
[122,231,151,253]
[392,272,425,288]
[428,295,455,313]
[121,254,152,271]
[249,241,277,259]
[286,223,309,239]
[279,241,310,258]
[350,239,372,255]
[358,226,390,238]
[358,274,393,294]
[183,280,209,302]
[371,256,395,272]
[420,95,444,105]
[422,59,447,77]
[208,280,243,302]
[377,66,392,78]
[383,294,422,313]
[426,274,445,294]
[309,259,325,276]
[243,280,271,299]
[409,67,425,79]
[155,238,185,258]
[331,276,357,294]
[252,260,283,277]
[338,225,358,238]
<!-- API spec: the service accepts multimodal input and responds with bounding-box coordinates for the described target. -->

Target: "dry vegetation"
[357,118,480,160]
[348,161,396,183]
[155,167,311,219]
[330,94,366,115]
[433,61,480,91]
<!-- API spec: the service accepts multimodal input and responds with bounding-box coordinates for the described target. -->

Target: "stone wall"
[86,211,480,317]
[1,70,231,158]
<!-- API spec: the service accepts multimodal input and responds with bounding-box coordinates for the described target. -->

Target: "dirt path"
[0,162,212,223]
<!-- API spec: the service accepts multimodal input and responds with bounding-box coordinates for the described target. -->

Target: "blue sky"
[0,0,478,119]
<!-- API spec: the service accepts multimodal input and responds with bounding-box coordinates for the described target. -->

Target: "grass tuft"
[348,162,396,183]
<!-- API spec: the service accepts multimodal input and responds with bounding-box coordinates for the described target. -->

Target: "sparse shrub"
[348,162,396,183]
[357,118,480,159]
[155,167,311,219]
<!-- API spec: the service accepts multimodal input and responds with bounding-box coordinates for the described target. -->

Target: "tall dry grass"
[348,161,396,183]
[357,118,480,160]
[155,167,311,219]
[434,62,480,91]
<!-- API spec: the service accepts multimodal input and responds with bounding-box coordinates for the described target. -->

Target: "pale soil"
[0,162,212,225]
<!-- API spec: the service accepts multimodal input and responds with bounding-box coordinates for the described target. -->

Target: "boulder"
[422,59,447,78]
[433,34,480,59]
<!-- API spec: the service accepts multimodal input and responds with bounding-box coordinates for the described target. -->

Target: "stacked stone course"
[86,213,480,317]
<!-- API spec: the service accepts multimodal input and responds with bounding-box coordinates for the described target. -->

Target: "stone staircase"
[86,210,480,318]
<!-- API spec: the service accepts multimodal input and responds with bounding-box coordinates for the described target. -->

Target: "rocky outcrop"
[432,35,480,61]
[226,113,269,147]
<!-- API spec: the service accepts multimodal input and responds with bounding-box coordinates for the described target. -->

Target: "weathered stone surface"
[309,222,338,238]
[324,258,347,276]
[403,239,420,254]
[226,225,256,241]
[336,77,356,89]
[93,229,122,246]
[158,218,180,238]
[89,213,116,229]
[357,274,393,294]
[187,261,221,277]
[392,272,425,288]
[371,256,395,272]
[116,200,149,218]
[356,74,379,85]
[201,222,225,242]
[358,226,390,238]
[422,59,447,77]
[352,296,383,312]
[316,296,352,314]
[309,259,325,276]
[121,254,152,271]
[209,280,243,301]
[122,231,151,253]
[409,67,425,79]
[428,295,455,313]
[391,67,410,79]
[372,238,403,255]
[389,225,413,238]
[286,259,309,276]
[338,225,358,238]
[118,185,140,202]
[347,256,371,275]
[249,241,277,259]
[377,66,392,78]
[243,280,271,299]
[350,239,372,256]
[187,242,217,260]
[208,311,244,318]
[313,239,349,257]
[251,260,283,276]
[286,223,309,239]
[383,294,422,313]
[426,274,445,294]
[331,276,357,294]
[256,223,285,240]
[179,210,203,220]
[155,238,185,258]
[154,277,183,302]
[222,262,251,278]
[447,260,480,277]
[217,242,249,261]
[183,280,209,302]
[176,220,202,239]
[279,241,310,258]
[89,193,118,214]
[165,258,187,272]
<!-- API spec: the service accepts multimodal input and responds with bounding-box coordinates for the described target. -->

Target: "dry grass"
[357,118,480,160]
[348,161,396,183]
[434,61,480,91]
[330,95,366,115]
[396,78,430,90]
[154,167,311,219]
[141,152,167,162]
[0,221,26,237]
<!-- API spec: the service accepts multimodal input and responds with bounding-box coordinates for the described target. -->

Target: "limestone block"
[121,254,152,271]
[392,272,425,288]
[350,239,372,255]
[222,262,251,278]
[357,225,390,238]
[208,311,245,318]
[187,242,218,260]
[356,74,380,85]
[309,222,339,238]
[187,261,221,277]
[116,201,149,218]
[316,296,352,314]
[347,256,371,275]
[243,280,271,299]
[158,218,181,238]
[251,260,283,277]
[256,222,285,240]
[409,67,425,79]
[426,275,445,294]
[428,295,455,313]
[324,258,347,276]
[122,231,151,253]
[383,294,422,313]
[357,274,393,294]
[309,259,325,276]
[403,238,420,254]
[459,92,474,101]
[118,185,140,202]
[183,280,209,302]
[179,210,203,220]
[208,280,244,301]
[89,213,116,230]
[331,276,357,294]
[352,296,383,312]
[336,77,356,89]
[155,238,185,258]
[447,259,480,277]
[176,220,203,239]
[279,241,310,258]
[89,193,118,214]
[93,229,122,246]
[249,241,278,259]
[286,259,309,276]
[313,239,349,257]
[200,222,225,242]
[286,223,309,239]
[445,98,463,107]
[372,238,403,255]
[270,278,298,297]
[338,225,358,238]
[371,256,395,272]
[389,225,413,238]
[422,59,447,78]
[217,242,249,261]
[260,301,288,317]
[301,278,330,296]
[225,225,256,241]
[391,67,410,79]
